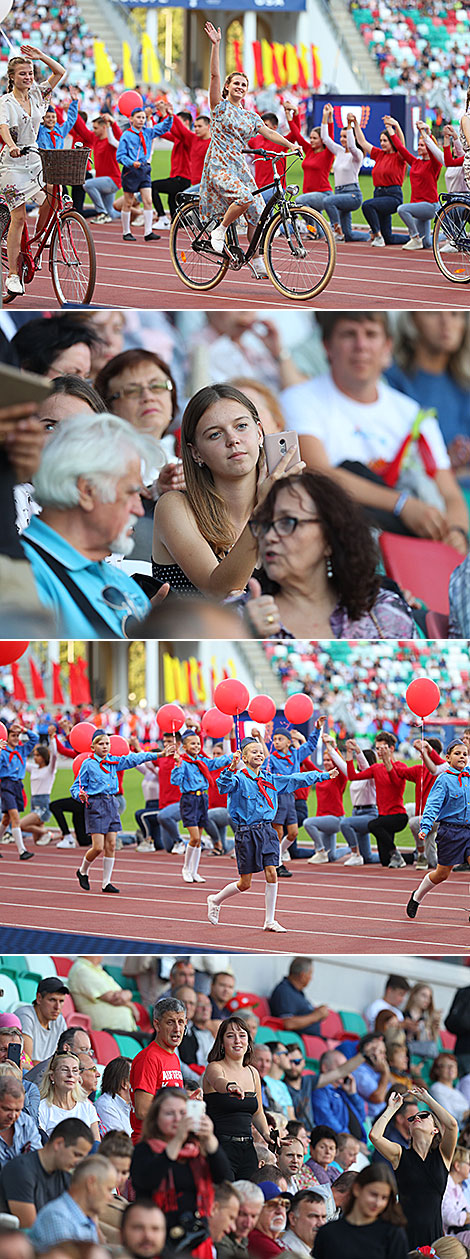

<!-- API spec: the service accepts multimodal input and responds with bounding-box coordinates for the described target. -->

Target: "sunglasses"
[289,1057,304,1065]
[408,1111,432,1123]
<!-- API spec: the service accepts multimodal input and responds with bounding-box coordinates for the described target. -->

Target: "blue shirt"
[170,753,231,794]
[420,768,470,834]
[0,731,38,781]
[0,1110,42,1166]
[269,975,324,1037]
[386,362,470,448]
[116,117,172,166]
[22,517,151,639]
[30,1190,99,1251]
[217,764,329,825]
[268,729,320,782]
[354,1061,383,1120]
[311,1083,367,1141]
[70,750,160,799]
[37,100,78,149]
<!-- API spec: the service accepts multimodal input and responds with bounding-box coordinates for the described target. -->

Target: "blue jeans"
[208,806,235,852]
[398,200,438,247]
[304,814,342,860]
[339,808,379,863]
[156,802,182,851]
[322,184,369,240]
[85,175,120,218]
[361,185,404,244]
[135,799,164,848]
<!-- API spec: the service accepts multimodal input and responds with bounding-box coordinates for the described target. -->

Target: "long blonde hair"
[181,384,264,557]
[40,1052,85,1105]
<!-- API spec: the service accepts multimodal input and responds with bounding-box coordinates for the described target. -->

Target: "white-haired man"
[21,412,166,638]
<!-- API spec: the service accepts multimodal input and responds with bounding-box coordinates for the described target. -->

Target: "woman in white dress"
[0,44,67,295]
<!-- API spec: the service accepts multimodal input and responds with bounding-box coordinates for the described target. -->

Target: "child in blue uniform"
[71,729,161,893]
[171,729,231,884]
[116,106,173,242]
[0,721,38,860]
[407,739,470,919]
[269,716,325,875]
[207,733,338,932]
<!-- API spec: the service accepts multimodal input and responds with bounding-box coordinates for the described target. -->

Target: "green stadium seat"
[254,1027,305,1053]
[0,957,26,977]
[103,965,125,987]
[113,1034,142,1059]
[15,975,40,1003]
[0,973,20,1009]
[339,1010,367,1036]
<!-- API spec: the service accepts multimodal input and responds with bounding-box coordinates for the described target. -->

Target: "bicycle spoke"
[433,201,470,283]
[264,207,335,300]
[170,203,227,290]
[50,212,95,305]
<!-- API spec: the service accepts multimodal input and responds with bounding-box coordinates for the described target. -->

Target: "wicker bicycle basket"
[39,147,91,185]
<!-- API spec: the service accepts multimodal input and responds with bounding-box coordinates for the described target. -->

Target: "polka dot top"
[152,560,198,597]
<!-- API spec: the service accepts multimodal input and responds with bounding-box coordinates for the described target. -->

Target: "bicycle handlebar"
[243,148,290,160]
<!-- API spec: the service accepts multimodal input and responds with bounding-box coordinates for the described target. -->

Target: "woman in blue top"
[407,739,470,919]
[71,729,160,894]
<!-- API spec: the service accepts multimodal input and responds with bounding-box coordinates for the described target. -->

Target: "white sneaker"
[389,852,407,868]
[308,851,329,864]
[207,895,220,924]
[172,841,186,854]
[36,832,54,846]
[440,241,458,253]
[182,868,194,882]
[402,236,423,250]
[210,224,226,253]
[192,872,206,883]
[155,215,171,229]
[201,836,213,849]
[283,848,292,862]
[344,853,364,865]
[371,234,385,247]
[56,835,76,848]
[137,841,155,852]
[263,920,287,932]
[6,274,24,294]
[251,256,268,278]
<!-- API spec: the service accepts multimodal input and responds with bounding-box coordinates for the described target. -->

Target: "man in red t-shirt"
[129,997,186,1144]
[346,730,409,868]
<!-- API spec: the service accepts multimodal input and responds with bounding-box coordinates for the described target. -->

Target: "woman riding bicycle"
[0,44,67,295]
[200,22,300,279]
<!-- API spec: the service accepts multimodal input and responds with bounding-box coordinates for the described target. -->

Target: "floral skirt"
[0,149,45,209]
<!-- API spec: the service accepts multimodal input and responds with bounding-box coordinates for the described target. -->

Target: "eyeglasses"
[108,380,173,402]
[248,515,320,540]
[408,1111,432,1123]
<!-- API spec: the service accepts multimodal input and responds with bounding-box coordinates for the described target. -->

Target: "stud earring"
[326,556,333,579]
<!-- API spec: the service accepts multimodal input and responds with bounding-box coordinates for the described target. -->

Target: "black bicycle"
[169,149,336,300]
[433,191,470,282]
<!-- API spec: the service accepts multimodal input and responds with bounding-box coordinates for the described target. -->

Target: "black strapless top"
[152,560,198,596]
[205,1089,258,1139]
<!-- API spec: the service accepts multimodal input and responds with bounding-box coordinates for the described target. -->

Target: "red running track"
[0,846,468,954]
[10,223,470,310]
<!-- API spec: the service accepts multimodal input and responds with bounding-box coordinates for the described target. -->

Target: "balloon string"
[235,712,240,750]
[420,717,424,823]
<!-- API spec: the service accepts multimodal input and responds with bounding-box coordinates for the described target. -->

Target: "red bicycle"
[0,145,96,305]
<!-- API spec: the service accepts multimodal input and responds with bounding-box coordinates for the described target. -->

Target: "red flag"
[52,662,64,706]
[252,40,264,87]
[185,660,195,707]
[311,45,321,90]
[29,658,46,700]
[296,47,308,91]
[69,662,80,706]
[76,657,91,704]
[11,663,28,702]
[233,39,243,74]
[270,44,281,87]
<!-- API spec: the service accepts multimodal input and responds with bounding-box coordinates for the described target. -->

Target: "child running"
[71,729,162,893]
[269,715,325,875]
[0,721,38,860]
[407,738,470,919]
[170,729,231,883]
[207,733,338,932]
[20,724,58,846]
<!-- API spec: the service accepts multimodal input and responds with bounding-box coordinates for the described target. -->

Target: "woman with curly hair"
[312,1161,408,1258]
[245,470,418,639]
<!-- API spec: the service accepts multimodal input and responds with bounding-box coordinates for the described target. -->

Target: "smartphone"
[264,431,300,475]
[7,1043,21,1066]
[186,1098,206,1132]
[0,362,52,408]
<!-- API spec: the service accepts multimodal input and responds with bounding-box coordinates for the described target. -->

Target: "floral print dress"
[199,97,265,227]
[0,81,52,208]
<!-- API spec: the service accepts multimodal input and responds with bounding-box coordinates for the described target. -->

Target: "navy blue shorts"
[180,792,209,829]
[1,777,24,814]
[235,822,280,874]
[85,793,121,835]
[274,791,297,827]
[121,163,151,193]
[436,821,470,867]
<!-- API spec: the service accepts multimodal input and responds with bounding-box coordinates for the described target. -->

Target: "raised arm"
[205,22,222,110]
[383,114,405,145]
[409,1085,458,1167]
[369,1091,405,1168]
[349,113,373,156]
[21,43,66,91]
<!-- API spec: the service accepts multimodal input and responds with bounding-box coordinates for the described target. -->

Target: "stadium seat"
[438,1029,456,1052]
[0,957,26,977]
[21,956,57,978]
[379,533,462,614]
[62,994,78,1024]
[425,610,449,637]
[103,965,125,987]
[51,958,74,978]
[15,975,40,1003]
[67,1013,93,1033]
[254,1026,305,1053]
[319,1011,344,1041]
[89,1029,120,1064]
[113,1034,142,1059]
[0,973,20,1009]
[339,1010,368,1036]
[302,1034,329,1060]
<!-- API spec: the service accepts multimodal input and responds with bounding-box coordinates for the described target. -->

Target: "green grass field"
[24,765,418,853]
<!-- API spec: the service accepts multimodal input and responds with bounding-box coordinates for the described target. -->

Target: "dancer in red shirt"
[346,731,409,867]
[388,117,442,250]
[152,108,193,224]
[285,103,338,232]
[351,114,406,246]
[389,738,445,869]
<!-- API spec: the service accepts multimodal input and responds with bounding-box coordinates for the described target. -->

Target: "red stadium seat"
[439,1029,456,1052]
[319,1011,344,1041]
[67,1013,92,1033]
[379,533,462,614]
[302,1035,328,1059]
[90,1029,120,1064]
[51,957,74,978]
[61,994,77,1024]
[425,610,449,637]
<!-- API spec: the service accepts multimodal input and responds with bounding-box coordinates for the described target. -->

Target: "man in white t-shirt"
[364,973,411,1030]
[280,312,468,551]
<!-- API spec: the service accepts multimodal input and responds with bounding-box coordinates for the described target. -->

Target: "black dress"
[204,1084,259,1180]
[313,1216,408,1259]
[395,1144,448,1248]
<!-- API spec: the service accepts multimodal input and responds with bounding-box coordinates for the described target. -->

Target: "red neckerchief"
[446,766,470,788]
[272,749,293,765]
[132,127,147,159]
[241,768,276,808]
[8,748,22,764]
[50,131,56,147]
[181,752,214,789]
[91,752,112,773]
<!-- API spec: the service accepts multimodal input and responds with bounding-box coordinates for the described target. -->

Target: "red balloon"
[201,708,233,737]
[406,678,441,719]
[156,703,186,731]
[248,695,276,723]
[284,693,314,724]
[72,752,88,777]
[117,90,143,117]
[0,722,7,741]
[69,721,97,752]
[0,641,29,666]
[214,679,250,716]
[109,734,130,756]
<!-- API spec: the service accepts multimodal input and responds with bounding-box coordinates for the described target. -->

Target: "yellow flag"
[163,653,176,702]
[142,31,161,84]
[122,41,136,89]
[299,43,310,85]
[273,42,288,86]
[285,43,299,85]
[93,40,114,88]
[226,658,237,679]
[261,38,275,87]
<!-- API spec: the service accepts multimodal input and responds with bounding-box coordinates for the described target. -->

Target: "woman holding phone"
[203,1016,277,1179]
[370,1086,458,1248]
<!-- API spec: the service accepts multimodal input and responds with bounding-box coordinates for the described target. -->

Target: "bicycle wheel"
[433,200,470,283]
[0,205,18,304]
[50,210,96,305]
[263,206,336,300]
[169,201,228,291]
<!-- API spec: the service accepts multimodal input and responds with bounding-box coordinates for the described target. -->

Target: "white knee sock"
[12,826,25,855]
[280,835,293,860]
[265,882,278,923]
[80,854,90,874]
[122,210,131,235]
[144,209,153,235]
[183,844,194,872]
[190,845,202,875]
[212,881,240,906]
[102,856,115,888]
[414,873,435,903]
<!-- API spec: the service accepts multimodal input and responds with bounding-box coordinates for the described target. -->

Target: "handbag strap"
[24,536,119,638]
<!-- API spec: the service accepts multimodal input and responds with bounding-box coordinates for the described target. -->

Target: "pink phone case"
[264,431,300,475]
